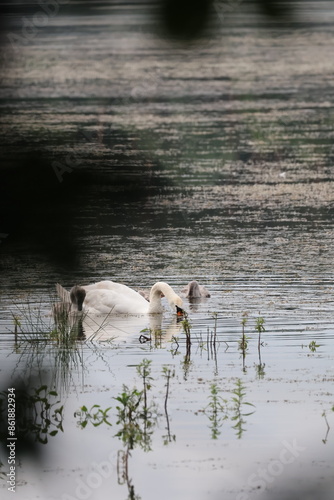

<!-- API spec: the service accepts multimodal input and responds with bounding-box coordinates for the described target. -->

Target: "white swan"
[82,313,182,343]
[181,280,210,298]
[56,280,184,316]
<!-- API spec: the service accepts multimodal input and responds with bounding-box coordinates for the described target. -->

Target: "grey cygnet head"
[70,285,86,311]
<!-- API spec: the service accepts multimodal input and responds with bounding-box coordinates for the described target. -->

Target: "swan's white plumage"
[56,282,71,303]
[56,280,183,315]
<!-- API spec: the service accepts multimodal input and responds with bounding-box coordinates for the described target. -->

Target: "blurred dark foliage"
[0,377,49,462]
[0,153,81,269]
[160,0,292,39]
[256,0,292,19]
[0,0,294,41]
[161,0,214,39]
[0,138,166,270]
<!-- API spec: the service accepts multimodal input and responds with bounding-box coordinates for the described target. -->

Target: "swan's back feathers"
[55,280,183,316]
[56,283,71,303]
[84,287,149,315]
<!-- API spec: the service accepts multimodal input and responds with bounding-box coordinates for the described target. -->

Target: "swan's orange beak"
[176,305,184,317]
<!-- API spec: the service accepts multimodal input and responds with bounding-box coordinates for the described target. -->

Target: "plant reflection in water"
[203,379,256,439]
[75,404,112,429]
[73,359,177,499]
[0,385,64,445]
[114,360,157,499]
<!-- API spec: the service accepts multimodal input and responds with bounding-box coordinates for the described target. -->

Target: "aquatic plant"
[75,404,112,429]
[322,411,330,444]
[115,360,158,452]
[8,297,112,396]
[117,448,142,500]
[238,334,249,353]
[254,361,266,379]
[253,315,265,375]
[12,314,21,341]
[230,379,255,439]
[114,386,146,450]
[114,386,157,453]
[181,318,192,379]
[212,312,218,346]
[204,383,228,440]
[255,316,266,351]
[162,366,176,444]
[136,359,153,417]
[238,313,250,372]
[11,293,114,345]
[202,380,256,440]
[169,335,180,357]
[309,340,320,353]
[10,295,85,345]
[162,366,174,413]
[241,312,248,338]
[321,406,334,444]
[182,318,192,347]
[207,314,220,373]
[0,385,64,444]
[239,312,249,352]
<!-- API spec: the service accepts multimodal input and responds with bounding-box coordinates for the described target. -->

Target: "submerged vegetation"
[73,360,158,449]
[3,298,329,472]
[321,405,334,444]
[181,317,192,379]
[1,296,331,500]
[10,299,272,374]
[75,404,112,429]
[230,379,256,439]
[203,380,255,439]
[204,383,228,439]
[255,316,266,351]
[308,340,320,353]
[239,312,249,372]
[0,385,64,445]
[162,365,176,445]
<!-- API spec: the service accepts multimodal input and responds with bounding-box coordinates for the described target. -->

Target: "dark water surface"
[0,2,334,500]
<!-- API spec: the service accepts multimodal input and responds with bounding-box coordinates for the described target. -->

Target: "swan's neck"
[70,286,86,311]
[188,281,201,298]
[148,282,182,314]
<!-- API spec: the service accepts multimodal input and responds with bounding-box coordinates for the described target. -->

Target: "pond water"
[0,2,334,500]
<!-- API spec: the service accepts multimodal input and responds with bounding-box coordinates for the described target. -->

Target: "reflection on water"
[0,297,334,499]
[1,1,334,499]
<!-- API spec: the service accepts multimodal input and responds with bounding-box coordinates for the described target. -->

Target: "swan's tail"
[56,283,71,303]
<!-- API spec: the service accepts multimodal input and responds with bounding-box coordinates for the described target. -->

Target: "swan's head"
[150,282,185,315]
[176,305,185,317]
[169,295,185,316]
[70,285,86,311]
[187,281,201,298]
